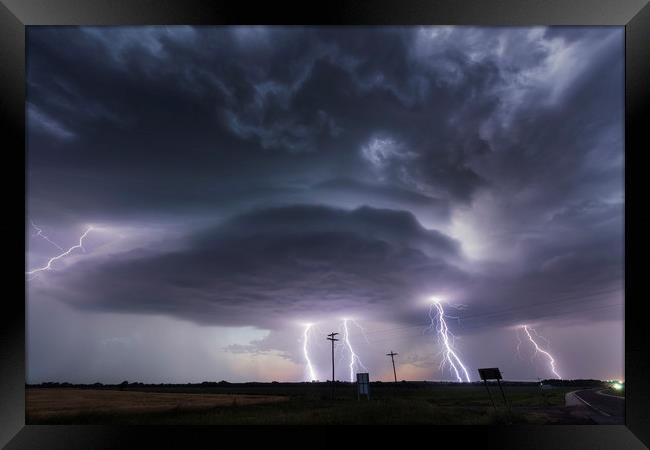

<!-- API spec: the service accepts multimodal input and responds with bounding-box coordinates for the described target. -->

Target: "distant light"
[612,382,623,391]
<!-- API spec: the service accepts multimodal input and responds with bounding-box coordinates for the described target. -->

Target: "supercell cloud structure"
[26,26,623,383]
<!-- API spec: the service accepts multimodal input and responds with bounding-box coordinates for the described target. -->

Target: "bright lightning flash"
[342,319,368,382]
[26,226,94,276]
[303,324,318,381]
[428,298,471,382]
[522,325,561,379]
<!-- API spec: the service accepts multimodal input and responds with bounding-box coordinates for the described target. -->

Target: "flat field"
[26,383,601,425]
[26,388,286,422]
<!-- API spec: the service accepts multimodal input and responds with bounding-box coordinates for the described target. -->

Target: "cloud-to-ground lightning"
[350,319,370,344]
[302,324,318,381]
[515,327,523,360]
[26,226,94,277]
[521,325,562,379]
[342,319,368,382]
[427,298,471,382]
[31,221,64,251]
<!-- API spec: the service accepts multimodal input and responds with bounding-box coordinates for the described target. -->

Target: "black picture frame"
[2,1,648,448]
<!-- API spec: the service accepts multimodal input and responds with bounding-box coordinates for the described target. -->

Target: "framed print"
[2,0,648,448]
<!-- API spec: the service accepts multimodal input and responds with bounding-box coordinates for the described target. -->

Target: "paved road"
[574,388,625,418]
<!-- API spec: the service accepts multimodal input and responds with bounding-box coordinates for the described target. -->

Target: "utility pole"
[327,332,339,399]
[386,351,398,382]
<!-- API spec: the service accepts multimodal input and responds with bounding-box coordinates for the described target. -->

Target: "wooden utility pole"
[327,332,339,399]
[386,351,398,382]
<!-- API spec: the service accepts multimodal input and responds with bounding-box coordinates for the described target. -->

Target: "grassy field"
[26,383,597,425]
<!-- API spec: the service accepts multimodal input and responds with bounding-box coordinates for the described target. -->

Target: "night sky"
[26,26,624,383]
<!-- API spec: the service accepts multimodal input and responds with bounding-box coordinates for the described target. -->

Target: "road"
[574,388,625,421]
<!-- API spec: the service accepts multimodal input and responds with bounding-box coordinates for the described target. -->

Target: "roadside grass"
[420,385,573,407]
[600,387,624,398]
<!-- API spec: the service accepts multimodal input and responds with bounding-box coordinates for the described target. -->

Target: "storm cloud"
[32,205,467,327]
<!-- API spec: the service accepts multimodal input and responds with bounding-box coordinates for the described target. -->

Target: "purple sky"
[26,26,624,383]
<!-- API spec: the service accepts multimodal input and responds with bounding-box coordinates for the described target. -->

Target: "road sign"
[477,367,510,418]
[357,373,370,400]
[478,367,502,380]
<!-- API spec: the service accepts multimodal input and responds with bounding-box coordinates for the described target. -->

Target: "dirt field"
[27,388,287,421]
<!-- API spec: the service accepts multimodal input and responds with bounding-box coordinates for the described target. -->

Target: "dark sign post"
[538,377,547,406]
[478,368,499,410]
[478,368,511,417]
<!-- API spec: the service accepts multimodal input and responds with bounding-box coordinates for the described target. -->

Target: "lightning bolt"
[303,324,318,381]
[342,319,368,382]
[336,322,347,368]
[26,226,94,277]
[531,327,551,348]
[30,221,64,251]
[515,327,523,360]
[427,298,471,382]
[522,325,561,379]
[350,319,370,344]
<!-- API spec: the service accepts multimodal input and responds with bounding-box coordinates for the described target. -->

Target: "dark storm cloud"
[26,26,508,222]
[32,205,467,328]
[311,177,451,222]
[443,196,624,330]
[27,26,624,334]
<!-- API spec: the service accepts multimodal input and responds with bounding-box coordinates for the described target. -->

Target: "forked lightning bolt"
[428,298,471,382]
[31,221,64,251]
[522,325,561,379]
[342,319,368,382]
[303,324,318,381]
[26,226,94,276]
